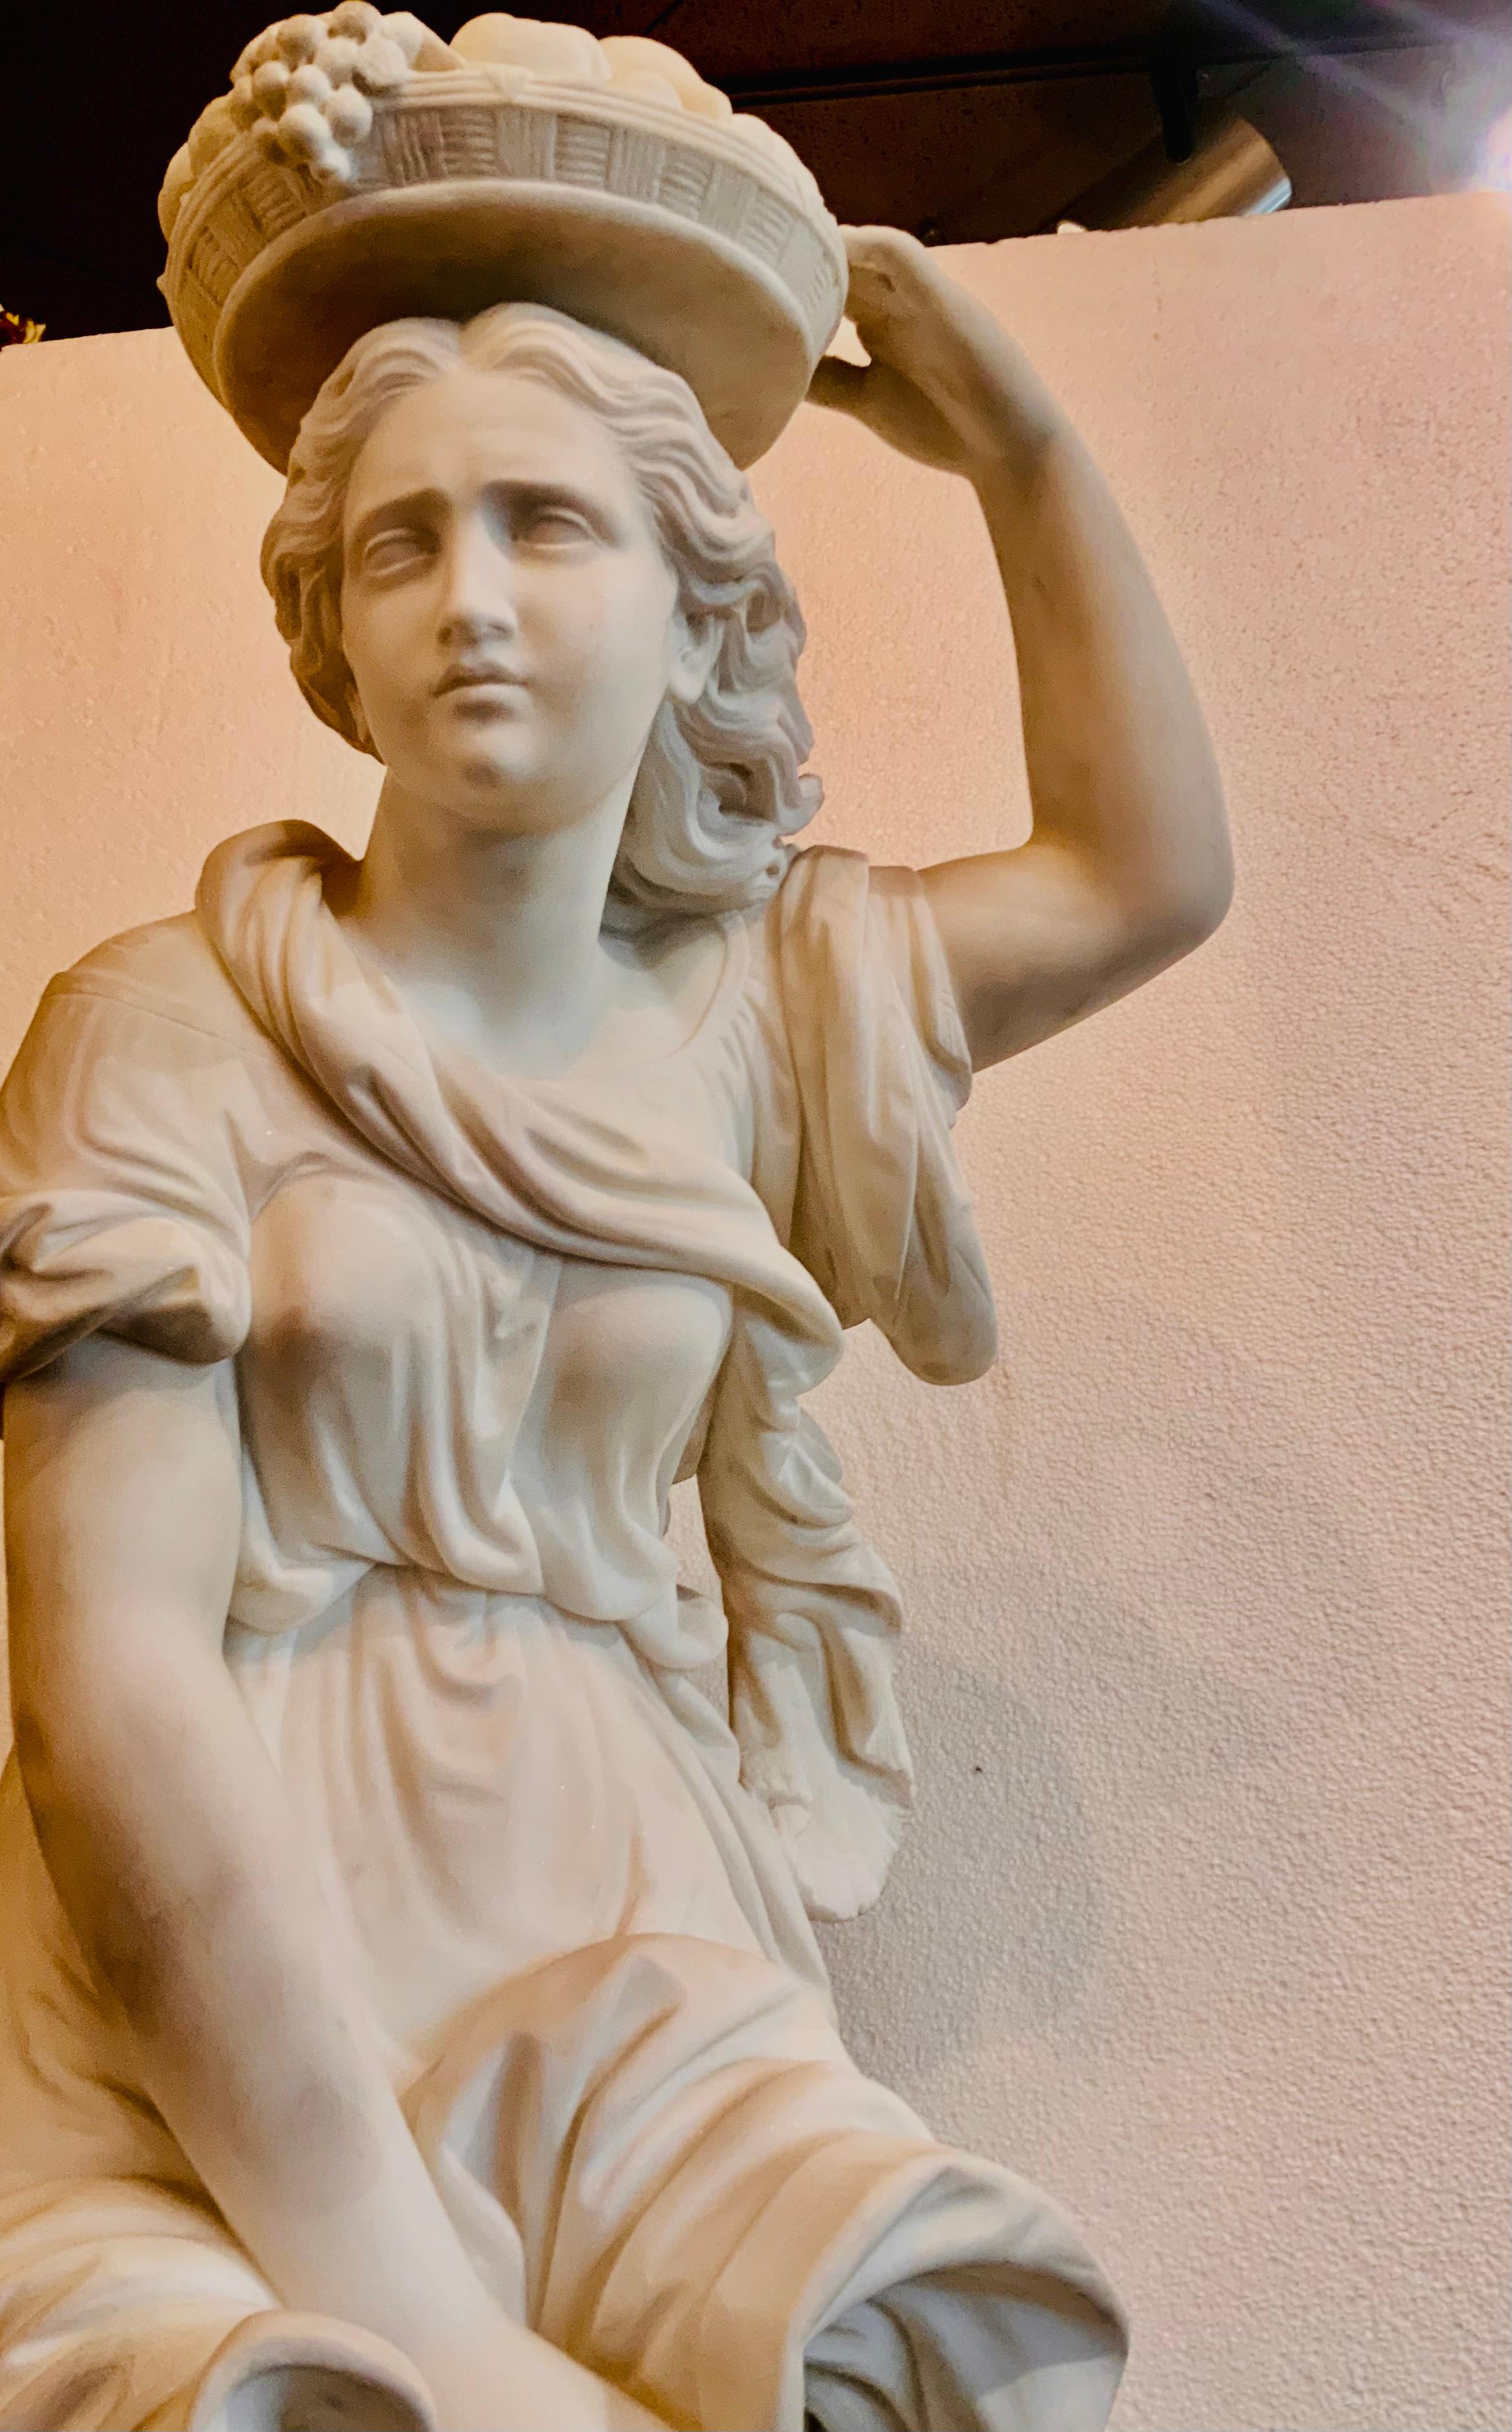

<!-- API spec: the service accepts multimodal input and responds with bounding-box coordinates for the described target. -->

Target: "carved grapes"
[161,6,426,232]
[157,8,821,244]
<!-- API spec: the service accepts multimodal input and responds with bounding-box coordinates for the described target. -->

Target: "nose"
[435,512,519,652]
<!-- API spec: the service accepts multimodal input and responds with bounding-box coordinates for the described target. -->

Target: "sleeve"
[774,845,997,1385]
[0,982,251,1403]
[699,849,1000,1924]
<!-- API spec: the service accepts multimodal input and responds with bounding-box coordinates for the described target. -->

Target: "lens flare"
[1467,103,1512,195]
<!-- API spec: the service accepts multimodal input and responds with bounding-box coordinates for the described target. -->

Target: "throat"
[333,773,640,1078]
[344,912,730,1084]
[399,952,623,1080]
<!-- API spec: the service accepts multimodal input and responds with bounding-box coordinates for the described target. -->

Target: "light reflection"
[1465,102,1512,193]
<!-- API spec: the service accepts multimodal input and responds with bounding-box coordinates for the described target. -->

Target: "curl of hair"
[260,302,822,929]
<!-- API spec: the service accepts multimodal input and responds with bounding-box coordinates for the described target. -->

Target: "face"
[339,367,712,830]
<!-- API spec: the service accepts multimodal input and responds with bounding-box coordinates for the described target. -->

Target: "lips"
[434,665,528,696]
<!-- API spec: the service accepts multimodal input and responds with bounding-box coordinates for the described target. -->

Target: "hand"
[807,225,1066,483]
[414,2295,670,2431]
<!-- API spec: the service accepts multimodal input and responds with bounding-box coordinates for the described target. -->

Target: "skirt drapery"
[0,1575,1126,2432]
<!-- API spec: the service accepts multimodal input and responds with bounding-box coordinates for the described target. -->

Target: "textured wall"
[1,194,1507,2431]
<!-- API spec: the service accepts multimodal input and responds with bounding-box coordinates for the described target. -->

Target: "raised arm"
[809,227,1234,1072]
[3,1336,662,2431]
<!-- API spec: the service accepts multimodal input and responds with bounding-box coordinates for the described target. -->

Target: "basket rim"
[202,172,835,472]
[163,71,847,469]
[164,66,844,315]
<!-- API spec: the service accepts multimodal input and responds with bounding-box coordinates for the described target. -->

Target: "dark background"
[3,0,1509,342]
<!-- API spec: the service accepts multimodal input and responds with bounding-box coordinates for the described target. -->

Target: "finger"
[806,356,873,416]
[841,223,932,276]
[840,224,938,319]
[844,284,902,352]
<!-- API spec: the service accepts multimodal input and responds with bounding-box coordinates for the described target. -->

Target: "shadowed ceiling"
[3,0,1507,341]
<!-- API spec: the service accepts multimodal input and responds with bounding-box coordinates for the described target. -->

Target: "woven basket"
[164,69,848,471]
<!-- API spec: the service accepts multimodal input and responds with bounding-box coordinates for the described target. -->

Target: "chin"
[396,733,544,808]
[455,749,536,797]
[449,764,585,835]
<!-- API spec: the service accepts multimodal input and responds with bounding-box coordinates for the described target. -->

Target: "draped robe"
[0,827,1125,2432]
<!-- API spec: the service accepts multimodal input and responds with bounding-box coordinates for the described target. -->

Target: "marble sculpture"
[0,11,1233,2428]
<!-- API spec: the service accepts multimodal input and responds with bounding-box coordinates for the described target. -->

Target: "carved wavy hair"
[260,301,822,928]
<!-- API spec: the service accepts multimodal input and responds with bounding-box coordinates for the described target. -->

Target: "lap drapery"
[0,1935,1125,2432]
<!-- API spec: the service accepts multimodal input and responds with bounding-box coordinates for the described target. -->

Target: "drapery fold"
[195,823,995,1918]
[0,821,996,1921]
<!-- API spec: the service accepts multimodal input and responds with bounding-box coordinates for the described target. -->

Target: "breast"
[504,1251,734,1616]
[234,1165,732,1627]
[537,1258,732,1452]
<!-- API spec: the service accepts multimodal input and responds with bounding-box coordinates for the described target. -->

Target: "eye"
[359,526,433,576]
[519,501,595,546]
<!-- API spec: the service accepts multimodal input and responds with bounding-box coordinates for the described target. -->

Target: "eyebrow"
[347,479,624,558]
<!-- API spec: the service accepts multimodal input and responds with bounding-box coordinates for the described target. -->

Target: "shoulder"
[752,841,972,1115]
[755,843,934,997]
[769,841,868,920]
[40,911,264,1058]
[765,844,927,940]
[746,844,864,981]
[734,847,891,1115]
[3,913,271,1144]
[738,845,893,1042]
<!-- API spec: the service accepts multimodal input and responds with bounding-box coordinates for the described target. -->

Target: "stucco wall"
[1,194,1507,2431]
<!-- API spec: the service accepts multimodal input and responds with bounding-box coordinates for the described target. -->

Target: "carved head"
[261,303,821,926]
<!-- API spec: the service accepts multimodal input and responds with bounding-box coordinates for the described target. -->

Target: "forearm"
[974,413,1232,928]
[16,1637,495,2365]
[6,1343,674,2431]
[3,1344,494,2382]
[812,224,1233,1063]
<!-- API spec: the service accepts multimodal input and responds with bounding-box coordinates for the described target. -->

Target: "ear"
[666,608,721,707]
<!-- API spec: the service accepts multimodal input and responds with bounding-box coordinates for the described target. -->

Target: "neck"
[338,774,633,1068]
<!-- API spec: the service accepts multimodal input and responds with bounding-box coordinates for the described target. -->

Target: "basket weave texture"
[166,71,847,413]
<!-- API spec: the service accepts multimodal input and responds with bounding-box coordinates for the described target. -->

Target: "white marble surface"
[0,194,1506,2432]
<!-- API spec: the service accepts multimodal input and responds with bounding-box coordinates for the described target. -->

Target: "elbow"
[1103,880,1229,1000]
[1151,773,1236,957]
[1171,872,1234,952]
[12,1693,176,2023]
[12,1695,100,1914]
[1096,815,1235,979]
[1188,804,1237,942]
[11,1706,116,2000]
[12,1698,66,1845]
[1141,850,1235,964]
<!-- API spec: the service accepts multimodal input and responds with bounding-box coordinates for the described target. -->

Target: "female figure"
[0,222,1229,2432]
